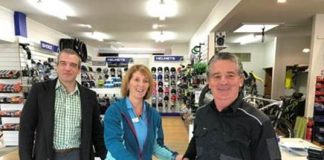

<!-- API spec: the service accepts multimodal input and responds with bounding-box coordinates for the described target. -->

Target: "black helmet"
[158,67,163,71]
[151,67,156,72]
[158,81,163,86]
[170,67,176,72]
[171,88,176,94]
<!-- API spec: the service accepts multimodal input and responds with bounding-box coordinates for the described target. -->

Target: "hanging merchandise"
[59,38,88,62]
[157,74,163,81]
[110,68,116,77]
[164,67,169,74]
[158,81,163,87]
[151,67,156,73]
[157,67,163,73]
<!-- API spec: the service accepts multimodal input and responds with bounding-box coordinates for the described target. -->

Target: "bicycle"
[243,95,294,138]
[198,85,294,137]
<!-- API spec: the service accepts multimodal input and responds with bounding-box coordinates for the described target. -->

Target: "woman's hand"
[175,154,183,160]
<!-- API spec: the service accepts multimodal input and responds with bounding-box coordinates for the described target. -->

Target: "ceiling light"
[150,30,176,42]
[84,31,109,41]
[277,0,287,3]
[146,0,178,21]
[27,0,75,20]
[302,48,310,53]
[234,24,279,33]
[78,24,92,28]
[152,24,159,29]
[233,34,262,45]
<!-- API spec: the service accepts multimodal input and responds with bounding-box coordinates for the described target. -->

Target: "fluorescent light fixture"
[302,48,310,53]
[152,24,159,29]
[78,24,92,28]
[146,0,178,21]
[84,31,109,41]
[119,53,151,58]
[277,0,287,3]
[27,0,75,20]
[234,34,262,45]
[150,30,176,42]
[234,24,279,33]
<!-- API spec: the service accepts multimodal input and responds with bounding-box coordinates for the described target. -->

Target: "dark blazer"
[19,79,107,160]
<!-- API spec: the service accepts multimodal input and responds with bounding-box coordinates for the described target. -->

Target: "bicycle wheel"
[274,118,294,138]
[198,84,213,107]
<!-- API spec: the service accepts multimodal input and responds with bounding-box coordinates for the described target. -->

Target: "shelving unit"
[0,43,23,146]
[313,76,324,145]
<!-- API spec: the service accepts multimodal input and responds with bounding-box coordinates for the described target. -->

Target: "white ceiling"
[1,0,324,50]
[0,0,219,49]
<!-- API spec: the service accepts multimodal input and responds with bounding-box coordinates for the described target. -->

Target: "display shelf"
[313,76,324,144]
[0,43,23,147]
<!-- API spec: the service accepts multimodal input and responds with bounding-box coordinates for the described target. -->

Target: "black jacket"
[184,95,281,160]
[19,79,107,160]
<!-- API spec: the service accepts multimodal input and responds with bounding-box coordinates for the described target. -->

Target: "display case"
[313,76,324,145]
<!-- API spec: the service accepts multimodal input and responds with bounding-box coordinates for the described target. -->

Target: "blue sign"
[106,57,133,63]
[40,41,59,52]
[154,56,183,61]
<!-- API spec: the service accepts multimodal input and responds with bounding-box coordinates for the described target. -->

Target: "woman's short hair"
[121,64,153,99]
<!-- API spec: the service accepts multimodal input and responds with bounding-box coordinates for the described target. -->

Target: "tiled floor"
[0,117,189,159]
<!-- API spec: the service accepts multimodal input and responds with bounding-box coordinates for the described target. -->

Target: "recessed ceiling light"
[234,24,279,33]
[84,31,109,41]
[277,0,287,3]
[233,34,262,45]
[302,48,310,53]
[27,0,75,20]
[78,24,92,28]
[146,0,178,21]
[150,30,176,42]
[152,24,159,29]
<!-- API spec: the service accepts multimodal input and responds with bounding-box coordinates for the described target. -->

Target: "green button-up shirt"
[53,81,81,150]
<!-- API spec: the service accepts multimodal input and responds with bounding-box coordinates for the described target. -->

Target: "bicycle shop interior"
[0,0,324,159]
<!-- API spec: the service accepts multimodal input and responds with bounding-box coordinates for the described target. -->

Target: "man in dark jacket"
[19,49,106,160]
[183,52,281,160]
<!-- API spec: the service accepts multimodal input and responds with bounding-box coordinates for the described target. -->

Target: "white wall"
[171,43,189,55]
[264,37,277,68]
[0,6,16,42]
[224,42,275,95]
[305,14,324,117]
[189,0,241,50]
[272,36,310,99]
[27,18,70,46]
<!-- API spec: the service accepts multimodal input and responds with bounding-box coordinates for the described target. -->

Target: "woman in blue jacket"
[104,64,182,160]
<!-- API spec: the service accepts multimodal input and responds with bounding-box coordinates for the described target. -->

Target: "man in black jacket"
[183,52,281,160]
[19,49,106,160]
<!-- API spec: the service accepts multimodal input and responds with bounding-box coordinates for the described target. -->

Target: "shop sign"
[154,56,183,61]
[40,41,59,53]
[106,57,133,63]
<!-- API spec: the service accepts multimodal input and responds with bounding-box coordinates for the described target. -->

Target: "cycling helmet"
[171,88,176,94]
[158,67,163,72]
[103,68,109,74]
[151,67,156,73]
[157,74,163,81]
[164,67,169,73]
[158,81,163,86]
[158,87,163,93]
[170,67,176,73]
[96,67,102,73]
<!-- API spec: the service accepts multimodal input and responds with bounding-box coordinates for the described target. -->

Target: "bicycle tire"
[198,84,213,107]
[274,118,294,138]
